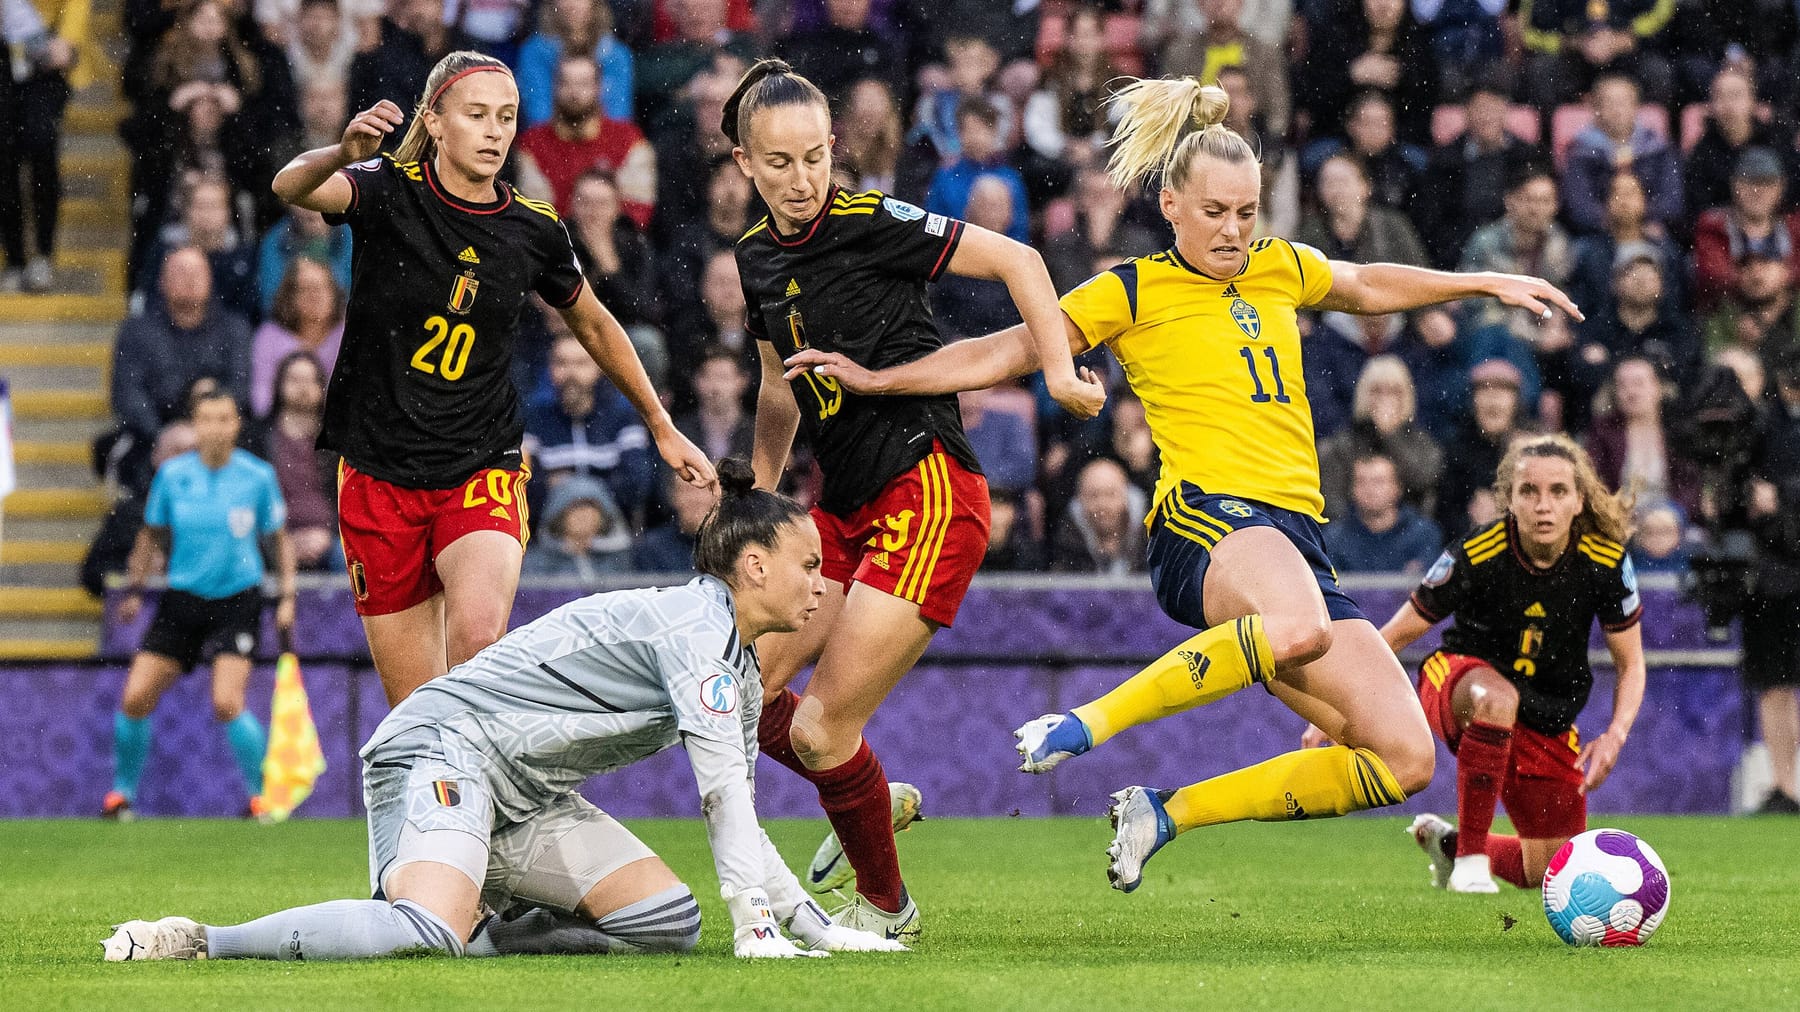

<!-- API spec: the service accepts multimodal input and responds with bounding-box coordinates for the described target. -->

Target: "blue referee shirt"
[144,450,286,599]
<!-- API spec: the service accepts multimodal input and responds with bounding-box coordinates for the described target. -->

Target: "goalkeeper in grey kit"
[103,461,904,961]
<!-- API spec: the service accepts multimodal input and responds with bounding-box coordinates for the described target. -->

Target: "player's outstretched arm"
[1312,262,1585,323]
[784,314,1096,399]
[1580,624,1645,794]
[560,287,716,489]
[944,225,1105,418]
[271,100,405,213]
[752,342,801,491]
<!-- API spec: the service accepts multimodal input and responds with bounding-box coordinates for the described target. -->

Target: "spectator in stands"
[1436,357,1530,535]
[636,0,757,127]
[250,257,343,416]
[111,247,254,446]
[1306,312,1406,439]
[106,389,294,823]
[1629,502,1690,574]
[284,0,355,90]
[925,97,1029,243]
[1702,252,1800,361]
[566,170,661,330]
[658,157,749,357]
[1318,354,1443,521]
[1295,0,1433,145]
[644,52,740,233]
[1692,147,1800,312]
[521,474,634,581]
[1585,355,1701,514]
[1105,389,1158,496]
[1742,349,1800,814]
[1418,83,1547,269]
[1163,0,1290,141]
[1458,163,1575,346]
[780,0,897,98]
[933,175,1027,339]
[910,32,1004,164]
[296,74,348,152]
[1580,244,1703,388]
[1142,0,1295,52]
[1519,0,1675,109]
[442,0,532,67]
[1044,164,1162,294]
[347,0,470,113]
[143,176,260,323]
[837,77,907,194]
[631,466,712,572]
[1323,451,1444,573]
[1022,4,1120,172]
[1306,91,1429,231]
[1295,153,1427,267]
[1051,457,1147,575]
[1567,170,1686,318]
[517,0,635,127]
[686,247,753,384]
[958,383,1038,495]
[522,333,656,528]
[516,56,657,226]
[1713,343,1767,401]
[981,487,1048,572]
[673,345,753,463]
[1684,65,1798,219]
[250,350,339,570]
[257,204,350,315]
[1560,73,1683,236]
[1410,0,1505,99]
[1214,64,1289,229]
[0,0,82,293]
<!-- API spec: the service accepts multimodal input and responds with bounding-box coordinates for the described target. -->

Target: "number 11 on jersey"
[1239,345,1290,404]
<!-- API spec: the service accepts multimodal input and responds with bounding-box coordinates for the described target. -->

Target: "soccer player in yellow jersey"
[782,75,1585,892]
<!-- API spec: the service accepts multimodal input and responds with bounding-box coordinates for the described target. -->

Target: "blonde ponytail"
[1103,76,1255,194]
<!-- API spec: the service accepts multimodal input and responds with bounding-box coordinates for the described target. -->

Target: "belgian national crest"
[1230,298,1261,339]
[449,270,479,315]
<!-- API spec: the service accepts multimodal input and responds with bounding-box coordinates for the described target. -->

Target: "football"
[1542,829,1671,946]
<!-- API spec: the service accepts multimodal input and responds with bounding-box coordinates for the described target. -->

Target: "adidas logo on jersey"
[1525,601,1546,617]
[1221,283,1240,298]
[489,506,511,521]
[786,278,801,298]
[458,246,481,264]
[870,551,891,570]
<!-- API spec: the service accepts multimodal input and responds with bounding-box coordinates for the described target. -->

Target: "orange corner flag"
[260,651,327,821]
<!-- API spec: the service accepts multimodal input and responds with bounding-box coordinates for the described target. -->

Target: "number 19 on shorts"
[413,315,477,381]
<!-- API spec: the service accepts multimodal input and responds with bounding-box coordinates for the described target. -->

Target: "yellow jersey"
[1060,238,1334,522]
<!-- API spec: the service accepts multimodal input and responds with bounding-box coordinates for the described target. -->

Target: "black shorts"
[1741,593,1800,690]
[139,588,264,671]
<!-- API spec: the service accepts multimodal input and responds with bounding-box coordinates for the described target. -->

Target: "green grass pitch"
[5,815,1797,1009]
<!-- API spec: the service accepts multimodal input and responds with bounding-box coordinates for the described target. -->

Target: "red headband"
[428,64,513,109]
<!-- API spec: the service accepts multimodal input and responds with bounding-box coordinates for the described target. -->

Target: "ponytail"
[1103,76,1255,194]
[693,458,811,583]
[393,51,514,165]
[721,57,829,148]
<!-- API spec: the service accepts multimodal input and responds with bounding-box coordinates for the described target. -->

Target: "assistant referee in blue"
[105,390,297,821]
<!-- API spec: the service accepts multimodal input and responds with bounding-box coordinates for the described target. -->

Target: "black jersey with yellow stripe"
[735,187,979,515]
[1410,514,1642,735]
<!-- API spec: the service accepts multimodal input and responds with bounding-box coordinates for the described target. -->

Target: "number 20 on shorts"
[413,315,477,381]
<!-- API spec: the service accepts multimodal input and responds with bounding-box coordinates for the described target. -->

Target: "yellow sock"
[1072,615,1273,746]
[1161,746,1407,832]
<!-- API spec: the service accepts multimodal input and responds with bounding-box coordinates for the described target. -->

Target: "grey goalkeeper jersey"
[364,575,762,820]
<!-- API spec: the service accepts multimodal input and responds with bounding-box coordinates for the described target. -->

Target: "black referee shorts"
[1741,593,1800,691]
[139,588,265,672]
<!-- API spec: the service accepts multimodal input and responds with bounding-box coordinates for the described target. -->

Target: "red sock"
[1455,721,1513,858]
[1487,834,1529,888]
[756,689,904,912]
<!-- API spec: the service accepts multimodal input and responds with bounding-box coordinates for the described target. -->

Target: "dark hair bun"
[716,457,757,498]
[721,58,795,145]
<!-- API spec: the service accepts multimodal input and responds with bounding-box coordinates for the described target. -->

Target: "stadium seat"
[1550,104,1669,170]
[1035,9,1144,76]
[1430,104,1543,148]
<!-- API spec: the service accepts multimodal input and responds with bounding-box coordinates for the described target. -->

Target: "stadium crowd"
[22,0,1796,585]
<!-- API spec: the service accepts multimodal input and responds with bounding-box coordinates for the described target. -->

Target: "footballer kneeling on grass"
[103,462,906,962]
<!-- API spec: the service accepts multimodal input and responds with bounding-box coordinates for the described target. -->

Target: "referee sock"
[222,711,268,798]
[760,689,906,913]
[206,898,465,960]
[1453,722,1513,859]
[112,712,152,802]
[1073,616,1273,747]
[1162,745,1408,831]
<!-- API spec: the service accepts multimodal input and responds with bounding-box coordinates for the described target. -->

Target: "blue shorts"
[1147,484,1366,630]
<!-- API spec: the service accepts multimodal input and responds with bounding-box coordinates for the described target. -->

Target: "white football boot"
[829,887,921,945]
[1407,813,1456,889]
[1105,787,1176,893]
[1448,854,1500,894]
[807,782,924,894]
[102,917,208,961]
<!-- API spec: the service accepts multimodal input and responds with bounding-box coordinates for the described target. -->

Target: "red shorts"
[336,460,531,616]
[814,443,990,627]
[1419,651,1587,840]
